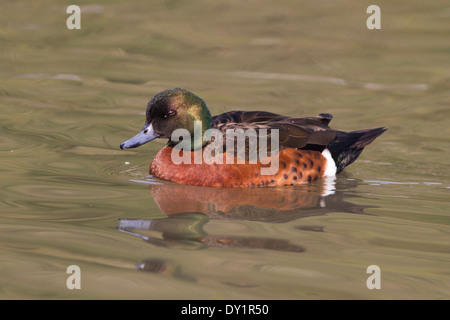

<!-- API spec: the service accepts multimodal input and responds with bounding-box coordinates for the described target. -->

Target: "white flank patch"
[321,148,337,177]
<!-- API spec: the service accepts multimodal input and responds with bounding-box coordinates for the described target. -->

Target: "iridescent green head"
[120,88,212,150]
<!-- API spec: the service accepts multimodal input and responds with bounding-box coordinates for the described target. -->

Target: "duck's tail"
[327,127,387,174]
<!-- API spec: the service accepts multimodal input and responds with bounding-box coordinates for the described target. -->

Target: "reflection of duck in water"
[119,213,305,252]
[145,174,372,221]
[146,177,338,222]
[118,176,372,251]
[120,88,386,187]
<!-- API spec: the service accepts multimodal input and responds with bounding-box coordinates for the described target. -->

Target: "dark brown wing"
[210,111,336,156]
[274,114,336,147]
[212,110,286,128]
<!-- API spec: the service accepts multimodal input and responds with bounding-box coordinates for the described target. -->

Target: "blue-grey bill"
[120,123,159,149]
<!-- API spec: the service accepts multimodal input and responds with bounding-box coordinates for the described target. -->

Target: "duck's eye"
[163,110,176,119]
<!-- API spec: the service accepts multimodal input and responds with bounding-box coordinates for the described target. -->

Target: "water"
[0,0,449,299]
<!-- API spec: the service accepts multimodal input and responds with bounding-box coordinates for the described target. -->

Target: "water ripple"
[16,74,82,82]
[232,71,428,91]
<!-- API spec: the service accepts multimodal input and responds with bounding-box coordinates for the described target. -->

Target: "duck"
[120,88,386,188]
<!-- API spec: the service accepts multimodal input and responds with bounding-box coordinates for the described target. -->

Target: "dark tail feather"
[327,127,387,174]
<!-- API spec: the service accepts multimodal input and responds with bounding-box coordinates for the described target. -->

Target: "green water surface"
[0,0,449,299]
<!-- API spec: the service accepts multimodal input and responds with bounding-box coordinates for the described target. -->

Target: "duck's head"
[120,88,212,150]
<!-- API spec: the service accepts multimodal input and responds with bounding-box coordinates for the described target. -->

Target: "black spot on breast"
[317,165,322,173]
[302,162,307,169]
[295,152,303,158]
[283,174,288,179]
[307,175,312,183]
[308,159,314,168]
[294,159,300,165]
[291,167,298,173]
[281,161,287,169]
[299,172,303,179]
[293,176,298,181]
